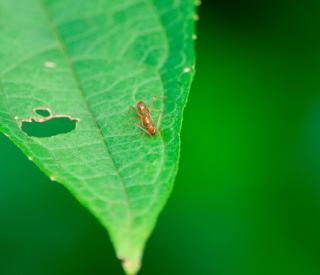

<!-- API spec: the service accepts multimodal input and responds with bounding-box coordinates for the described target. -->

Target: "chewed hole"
[21,108,79,138]
[22,116,78,137]
[35,108,51,117]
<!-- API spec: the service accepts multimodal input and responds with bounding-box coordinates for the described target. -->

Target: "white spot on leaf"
[193,14,200,21]
[44,61,56,69]
[184,67,191,73]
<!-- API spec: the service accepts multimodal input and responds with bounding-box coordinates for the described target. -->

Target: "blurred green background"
[1,0,320,274]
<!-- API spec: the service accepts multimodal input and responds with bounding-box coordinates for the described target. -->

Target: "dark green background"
[1,1,320,274]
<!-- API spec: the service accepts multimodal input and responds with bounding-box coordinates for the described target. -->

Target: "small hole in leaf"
[35,108,51,117]
[21,110,79,138]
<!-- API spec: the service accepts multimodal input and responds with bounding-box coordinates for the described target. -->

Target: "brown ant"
[129,97,162,136]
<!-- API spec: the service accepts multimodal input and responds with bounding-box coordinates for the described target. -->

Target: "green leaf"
[0,0,196,273]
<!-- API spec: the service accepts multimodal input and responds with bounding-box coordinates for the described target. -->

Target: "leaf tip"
[121,257,141,275]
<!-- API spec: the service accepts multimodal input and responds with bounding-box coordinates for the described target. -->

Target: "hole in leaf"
[21,109,79,138]
[34,108,51,117]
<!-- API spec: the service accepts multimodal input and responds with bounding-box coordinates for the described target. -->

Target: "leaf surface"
[0,0,196,273]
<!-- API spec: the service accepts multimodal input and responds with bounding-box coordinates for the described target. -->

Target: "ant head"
[137,101,146,111]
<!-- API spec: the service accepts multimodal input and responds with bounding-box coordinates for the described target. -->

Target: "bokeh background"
[1,0,320,274]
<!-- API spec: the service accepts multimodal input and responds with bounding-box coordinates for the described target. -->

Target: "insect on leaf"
[0,0,197,274]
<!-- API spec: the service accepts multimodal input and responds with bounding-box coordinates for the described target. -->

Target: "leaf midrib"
[38,0,132,217]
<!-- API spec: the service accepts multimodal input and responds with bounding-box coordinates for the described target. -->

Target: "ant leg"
[149,109,163,125]
[128,105,141,116]
[155,113,162,132]
[134,123,151,136]
[128,106,142,125]
[128,115,140,123]
[151,108,162,114]
[149,96,166,113]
